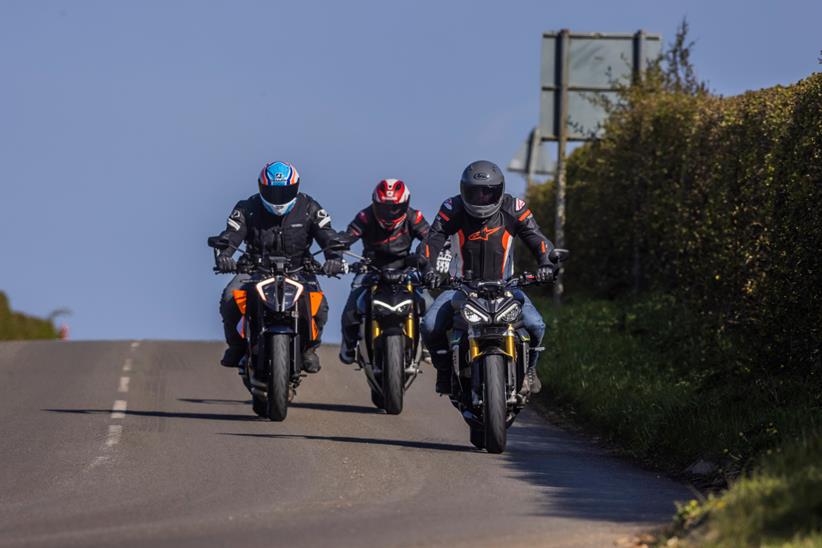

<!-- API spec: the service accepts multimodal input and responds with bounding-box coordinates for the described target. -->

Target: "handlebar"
[212,255,324,276]
[440,272,546,291]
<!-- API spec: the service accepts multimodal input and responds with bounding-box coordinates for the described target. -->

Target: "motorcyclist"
[338,179,430,364]
[213,161,346,373]
[421,160,557,395]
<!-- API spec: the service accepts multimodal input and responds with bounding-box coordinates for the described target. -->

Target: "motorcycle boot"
[523,366,542,395]
[339,337,356,365]
[302,346,322,373]
[521,347,543,395]
[430,353,452,394]
[435,368,452,394]
[221,345,245,368]
[338,323,358,364]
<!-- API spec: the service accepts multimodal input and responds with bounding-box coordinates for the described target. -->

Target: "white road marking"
[130,341,140,350]
[111,400,127,419]
[89,455,110,469]
[123,358,132,372]
[105,424,123,447]
[118,376,130,393]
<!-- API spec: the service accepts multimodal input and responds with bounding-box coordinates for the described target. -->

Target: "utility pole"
[553,28,570,304]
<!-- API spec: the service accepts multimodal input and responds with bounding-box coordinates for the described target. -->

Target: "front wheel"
[267,334,291,421]
[381,334,405,415]
[482,354,508,453]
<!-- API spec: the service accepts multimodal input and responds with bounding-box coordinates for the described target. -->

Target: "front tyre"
[381,334,404,415]
[482,354,507,453]
[267,334,290,422]
[370,387,384,409]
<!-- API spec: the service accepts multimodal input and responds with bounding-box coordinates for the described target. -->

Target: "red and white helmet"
[372,179,410,229]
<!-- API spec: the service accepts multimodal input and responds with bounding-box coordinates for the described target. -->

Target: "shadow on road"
[44,409,260,422]
[499,414,687,523]
[221,432,473,453]
[177,399,381,414]
[289,401,382,414]
[178,398,252,405]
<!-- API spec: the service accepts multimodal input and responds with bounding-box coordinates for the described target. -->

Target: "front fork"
[464,330,518,407]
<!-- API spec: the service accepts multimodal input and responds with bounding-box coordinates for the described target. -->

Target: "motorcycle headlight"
[372,299,413,316]
[495,302,522,323]
[462,303,490,324]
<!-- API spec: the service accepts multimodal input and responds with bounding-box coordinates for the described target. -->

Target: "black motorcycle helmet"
[460,160,505,219]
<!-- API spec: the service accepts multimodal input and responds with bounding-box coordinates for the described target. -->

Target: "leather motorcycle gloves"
[536,263,555,283]
[323,258,347,277]
[216,254,237,273]
[423,269,442,289]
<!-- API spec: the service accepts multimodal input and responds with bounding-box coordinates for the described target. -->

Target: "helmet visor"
[259,183,299,206]
[373,201,409,223]
[462,184,503,207]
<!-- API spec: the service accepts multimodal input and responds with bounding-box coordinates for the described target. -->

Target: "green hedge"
[0,292,58,340]
[527,72,822,385]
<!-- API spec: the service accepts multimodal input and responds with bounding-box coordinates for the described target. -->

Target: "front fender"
[265,325,296,335]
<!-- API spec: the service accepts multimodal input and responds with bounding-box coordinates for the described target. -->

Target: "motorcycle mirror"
[208,236,231,250]
[549,248,570,263]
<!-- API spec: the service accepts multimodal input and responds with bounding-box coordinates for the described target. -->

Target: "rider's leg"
[421,289,457,393]
[219,274,250,367]
[339,274,366,364]
[416,287,434,317]
[513,289,546,393]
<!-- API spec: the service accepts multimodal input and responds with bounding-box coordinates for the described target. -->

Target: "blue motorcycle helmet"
[258,161,300,216]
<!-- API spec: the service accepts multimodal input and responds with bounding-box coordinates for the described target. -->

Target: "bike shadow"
[178,398,252,405]
[44,408,260,422]
[289,401,382,414]
[220,432,473,453]
[178,399,382,415]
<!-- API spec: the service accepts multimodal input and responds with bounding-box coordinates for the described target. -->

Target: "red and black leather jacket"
[424,194,554,281]
[344,206,430,269]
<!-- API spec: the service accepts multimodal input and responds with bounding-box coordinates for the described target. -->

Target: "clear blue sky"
[2,0,819,341]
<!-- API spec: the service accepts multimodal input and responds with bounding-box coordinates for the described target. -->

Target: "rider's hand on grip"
[322,258,347,277]
[536,264,555,283]
[423,269,442,289]
[216,255,237,273]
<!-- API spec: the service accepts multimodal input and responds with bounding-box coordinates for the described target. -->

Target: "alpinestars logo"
[468,226,503,241]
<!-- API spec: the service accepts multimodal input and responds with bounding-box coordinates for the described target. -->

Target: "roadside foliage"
[0,291,58,340]
[524,29,821,545]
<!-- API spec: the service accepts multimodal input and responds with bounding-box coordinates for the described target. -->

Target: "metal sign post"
[513,29,662,302]
[553,29,570,303]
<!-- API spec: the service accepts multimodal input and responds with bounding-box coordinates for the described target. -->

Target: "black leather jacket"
[216,193,341,266]
[424,194,554,280]
[344,206,429,268]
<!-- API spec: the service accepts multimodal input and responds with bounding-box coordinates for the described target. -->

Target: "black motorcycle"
[208,236,340,422]
[443,249,568,453]
[348,256,426,415]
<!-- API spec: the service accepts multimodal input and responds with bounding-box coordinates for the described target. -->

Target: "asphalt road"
[0,340,690,547]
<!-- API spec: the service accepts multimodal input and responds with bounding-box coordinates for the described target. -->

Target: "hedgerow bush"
[528,69,821,390]
[0,291,58,340]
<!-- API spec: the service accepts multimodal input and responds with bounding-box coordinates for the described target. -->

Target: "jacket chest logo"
[467,225,503,241]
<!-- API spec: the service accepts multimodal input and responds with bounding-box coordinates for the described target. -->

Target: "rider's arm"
[423,199,458,264]
[307,198,343,260]
[343,210,367,245]
[511,199,554,265]
[216,201,248,257]
[409,209,430,256]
